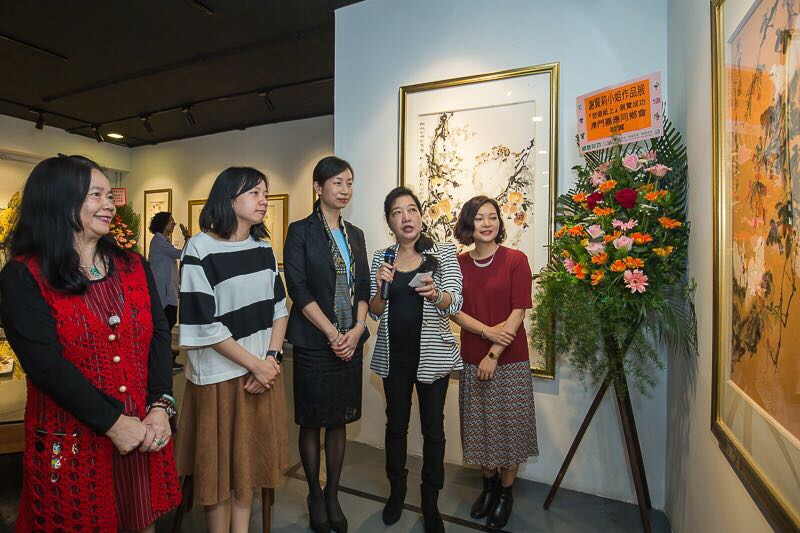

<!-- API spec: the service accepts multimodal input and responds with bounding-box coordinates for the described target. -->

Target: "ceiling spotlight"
[141,115,154,134]
[183,107,196,126]
[107,133,124,139]
[93,126,104,143]
[35,112,44,130]
[259,90,275,112]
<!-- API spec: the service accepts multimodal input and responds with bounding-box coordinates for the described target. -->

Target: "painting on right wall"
[712,0,800,529]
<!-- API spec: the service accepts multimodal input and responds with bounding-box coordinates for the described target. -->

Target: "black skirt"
[292,344,363,428]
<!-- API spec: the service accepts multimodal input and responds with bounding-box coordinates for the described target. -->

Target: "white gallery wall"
[125,115,332,245]
[664,0,772,531]
[335,0,668,508]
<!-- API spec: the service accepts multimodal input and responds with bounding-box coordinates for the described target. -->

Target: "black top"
[0,254,173,435]
[387,267,424,368]
[284,211,371,349]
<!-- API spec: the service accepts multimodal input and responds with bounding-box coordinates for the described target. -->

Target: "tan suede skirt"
[174,373,290,506]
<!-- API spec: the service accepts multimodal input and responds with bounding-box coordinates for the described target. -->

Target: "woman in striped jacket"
[368,186,463,533]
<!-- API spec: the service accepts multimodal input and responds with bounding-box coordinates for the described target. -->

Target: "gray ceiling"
[0,1,361,147]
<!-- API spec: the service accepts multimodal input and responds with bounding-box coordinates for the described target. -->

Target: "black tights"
[299,425,347,517]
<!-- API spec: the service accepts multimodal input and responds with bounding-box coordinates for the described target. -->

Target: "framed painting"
[712,0,800,529]
[266,193,289,268]
[188,199,206,236]
[143,189,172,257]
[399,63,559,378]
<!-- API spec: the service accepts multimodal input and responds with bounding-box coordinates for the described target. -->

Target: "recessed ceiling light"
[107,133,124,139]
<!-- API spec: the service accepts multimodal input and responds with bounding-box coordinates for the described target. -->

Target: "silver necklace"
[471,245,499,268]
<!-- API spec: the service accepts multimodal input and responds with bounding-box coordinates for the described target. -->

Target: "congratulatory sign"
[576,72,663,153]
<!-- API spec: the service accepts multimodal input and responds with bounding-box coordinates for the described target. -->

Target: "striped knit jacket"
[369,242,463,383]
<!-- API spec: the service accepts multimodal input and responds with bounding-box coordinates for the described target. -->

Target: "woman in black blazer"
[284,156,370,533]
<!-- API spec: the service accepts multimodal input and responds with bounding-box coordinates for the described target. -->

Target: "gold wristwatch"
[487,351,499,360]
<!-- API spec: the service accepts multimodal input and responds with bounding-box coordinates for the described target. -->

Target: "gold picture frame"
[266,193,289,268]
[399,63,559,379]
[187,195,288,268]
[143,188,172,257]
[187,199,206,236]
[711,0,800,529]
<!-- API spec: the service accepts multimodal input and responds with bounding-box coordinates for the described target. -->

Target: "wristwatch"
[266,349,284,364]
[487,351,499,360]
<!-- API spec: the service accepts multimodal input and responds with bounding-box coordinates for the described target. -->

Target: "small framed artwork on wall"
[143,188,172,257]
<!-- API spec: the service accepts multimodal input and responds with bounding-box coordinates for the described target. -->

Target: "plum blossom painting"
[400,64,558,377]
[713,0,800,528]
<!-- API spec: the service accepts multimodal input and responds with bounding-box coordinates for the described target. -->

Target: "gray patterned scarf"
[316,203,355,330]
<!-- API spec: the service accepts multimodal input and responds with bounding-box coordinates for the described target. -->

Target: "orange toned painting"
[728,0,800,439]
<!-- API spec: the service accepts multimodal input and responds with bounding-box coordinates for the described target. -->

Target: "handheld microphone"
[380,248,396,300]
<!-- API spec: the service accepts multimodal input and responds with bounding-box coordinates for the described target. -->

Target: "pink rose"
[586,191,604,209]
[597,161,612,172]
[585,241,606,255]
[613,235,633,252]
[645,164,672,177]
[563,257,576,273]
[586,224,604,239]
[622,154,641,171]
[590,171,607,187]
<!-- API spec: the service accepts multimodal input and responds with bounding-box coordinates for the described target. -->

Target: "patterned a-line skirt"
[459,360,539,468]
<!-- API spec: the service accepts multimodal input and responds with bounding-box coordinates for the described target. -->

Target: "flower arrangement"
[0,192,21,266]
[529,120,697,390]
[109,204,141,253]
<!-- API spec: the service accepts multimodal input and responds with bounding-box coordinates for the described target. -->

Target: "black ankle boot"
[307,492,331,533]
[486,483,514,530]
[470,473,499,519]
[421,483,445,533]
[382,469,408,525]
[324,486,347,532]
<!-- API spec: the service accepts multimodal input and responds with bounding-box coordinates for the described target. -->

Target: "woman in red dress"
[0,155,181,532]
[451,195,539,531]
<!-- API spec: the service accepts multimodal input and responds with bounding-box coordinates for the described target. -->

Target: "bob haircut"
[4,154,129,294]
[382,186,438,272]
[199,167,269,240]
[149,211,172,235]
[454,195,506,246]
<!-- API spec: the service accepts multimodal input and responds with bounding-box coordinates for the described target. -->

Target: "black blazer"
[284,211,371,349]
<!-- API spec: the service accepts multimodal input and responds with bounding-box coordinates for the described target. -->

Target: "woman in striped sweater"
[368,186,463,533]
[175,167,289,533]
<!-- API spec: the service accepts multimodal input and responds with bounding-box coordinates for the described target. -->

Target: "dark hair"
[454,195,506,246]
[4,154,129,294]
[199,167,269,240]
[313,156,353,186]
[149,211,172,235]
[382,187,438,271]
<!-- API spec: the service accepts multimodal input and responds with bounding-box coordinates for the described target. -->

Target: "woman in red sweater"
[451,195,539,531]
[0,155,180,532]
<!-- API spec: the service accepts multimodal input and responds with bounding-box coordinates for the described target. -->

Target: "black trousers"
[164,305,178,360]
[163,304,178,331]
[382,362,449,491]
